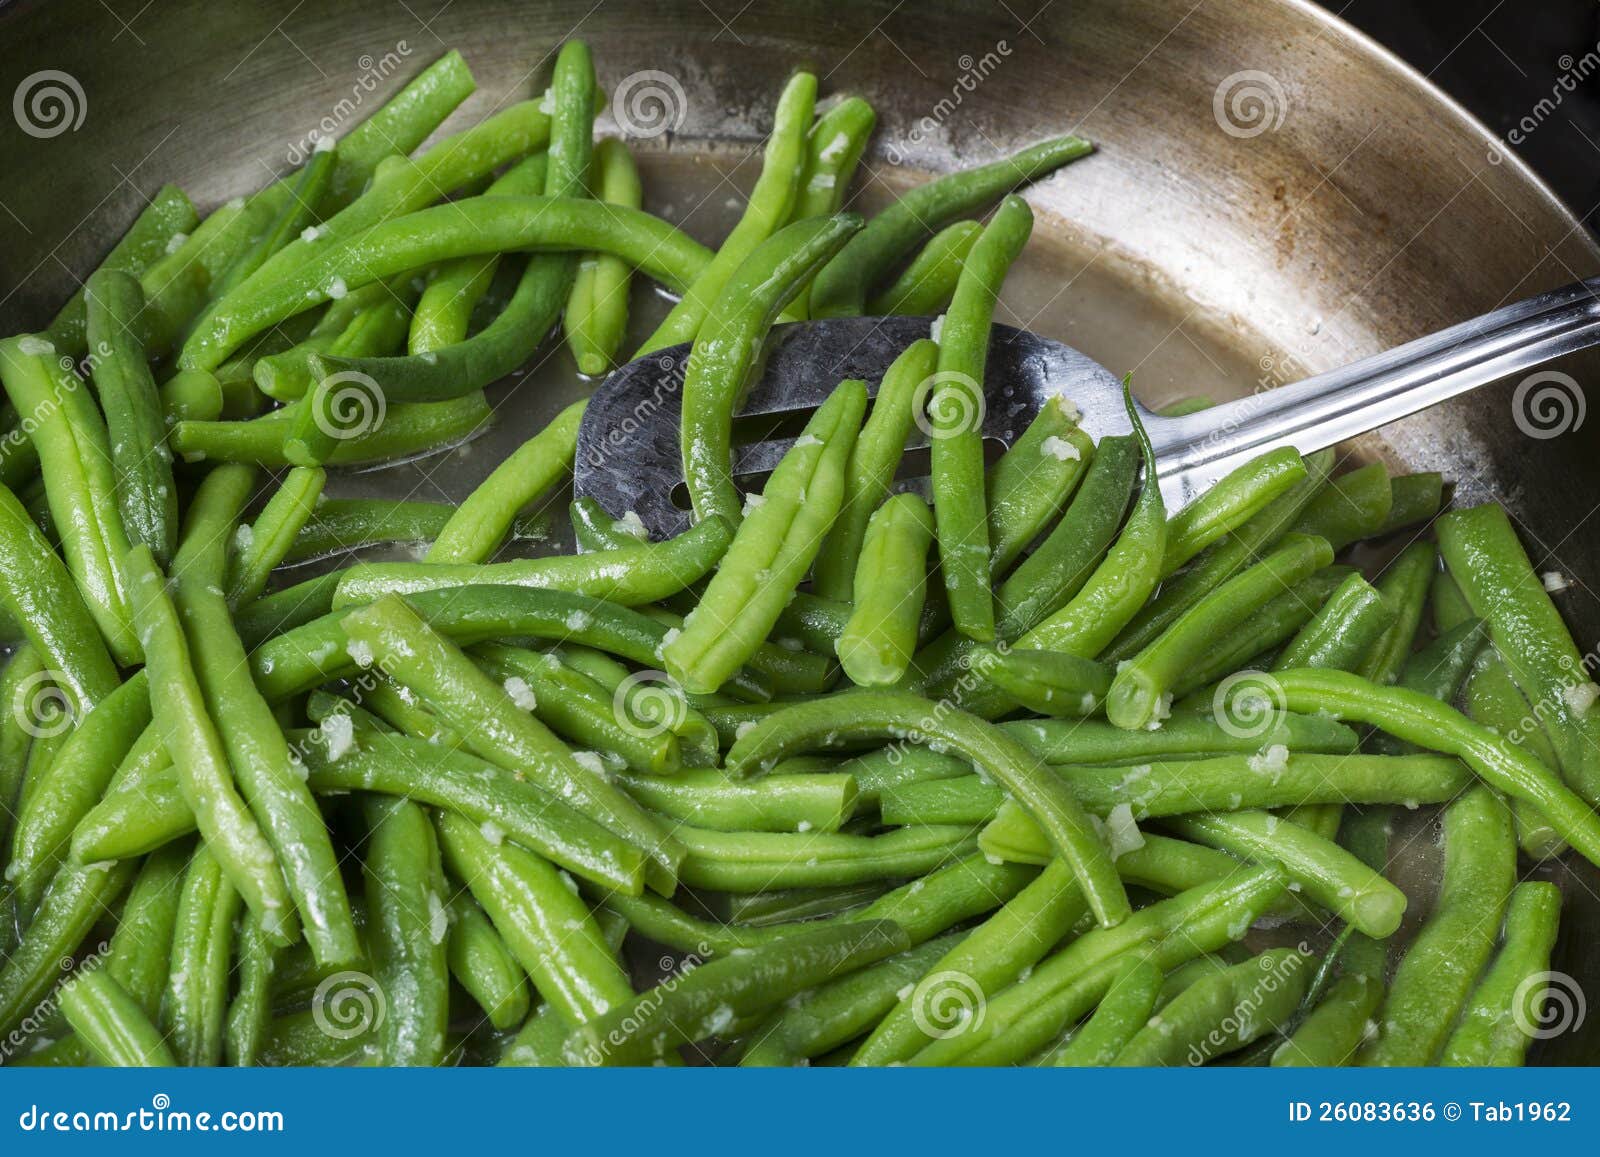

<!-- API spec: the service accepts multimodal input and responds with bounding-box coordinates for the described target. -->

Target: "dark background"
[1329,0,1600,228]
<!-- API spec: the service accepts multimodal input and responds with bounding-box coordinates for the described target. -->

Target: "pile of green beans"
[1,39,1589,1072]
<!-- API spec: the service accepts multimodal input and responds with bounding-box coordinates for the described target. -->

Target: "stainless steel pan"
[2,0,1596,1061]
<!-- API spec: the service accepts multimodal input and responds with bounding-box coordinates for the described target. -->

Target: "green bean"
[361,797,450,1066]
[573,918,909,1065]
[1292,461,1393,551]
[233,570,343,647]
[339,594,682,889]
[84,270,180,564]
[170,391,492,468]
[982,647,1112,717]
[251,281,395,399]
[1176,567,1353,696]
[1244,668,1600,865]
[554,644,718,768]
[255,1008,379,1067]
[60,968,175,1067]
[225,466,325,605]
[1356,540,1435,684]
[810,136,1093,318]
[890,751,1469,828]
[45,184,199,357]
[741,933,958,1066]
[0,337,141,664]
[986,396,1094,575]
[866,220,983,316]
[1375,471,1443,535]
[215,152,336,298]
[1006,386,1166,665]
[716,881,891,928]
[408,157,548,355]
[427,398,583,563]
[285,498,451,562]
[222,910,276,1067]
[159,368,225,424]
[446,893,530,1032]
[1439,880,1563,1066]
[6,672,149,916]
[674,821,977,892]
[0,485,119,714]
[1162,448,1308,576]
[813,339,938,600]
[1361,785,1515,1065]
[1049,957,1164,1066]
[851,859,1084,1065]
[725,690,1128,926]
[435,810,633,1025]
[181,192,711,372]
[838,494,935,686]
[1163,810,1406,938]
[929,194,1032,641]
[677,216,863,525]
[614,766,856,833]
[298,729,647,893]
[1103,450,1333,664]
[667,379,866,691]
[0,859,134,1037]
[1368,617,1486,756]
[567,138,644,374]
[1113,947,1313,1065]
[1271,972,1384,1067]
[473,644,680,775]
[639,72,817,355]
[907,865,1285,1066]
[334,513,731,609]
[0,646,40,849]
[126,545,293,941]
[791,96,875,223]
[1108,532,1333,729]
[1438,501,1600,807]
[323,49,479,211]
[1273,571,1394,672]
[164,844,241,1067]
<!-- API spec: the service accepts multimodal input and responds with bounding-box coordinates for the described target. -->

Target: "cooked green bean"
[677,215,862,525]
[725,689,1128,926]
[0,337,141,664]
[1162,448,1308,576]
[567,138,643,374]
[426,399,583,563]
[1273,571,1394,671]
[1356,540,1435,684]
[60,968,176,1067]
[224,466,325,605]
[1376,471,1443,534]
[930,194,1032,641]
[666,379,865,691]
[813,339,938,600]
[837,493,935,686]
[1174,566,1353,696]
[613,766,855,833]
[233,570,343,647]
[164,844,241,1067]
[286,497,453,562]
[639,72,817,355]
[986,406,1093,585]
[1439,880,1563,1066]
[673,821,977,892]
[435,810,633,1025]
[1292,461,1393,551]
[126,544,293,941]
[1049,957,1164,1066]
[982,647,1112,717]
[446,893,531,1032]
[810,135,1093,318]
[84,270,180,564]
[1361,785,1515,1064]
[866,220,983,316]
[159,368,225,424]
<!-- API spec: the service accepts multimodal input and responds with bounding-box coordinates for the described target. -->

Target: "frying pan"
[1,0,1596,1062]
